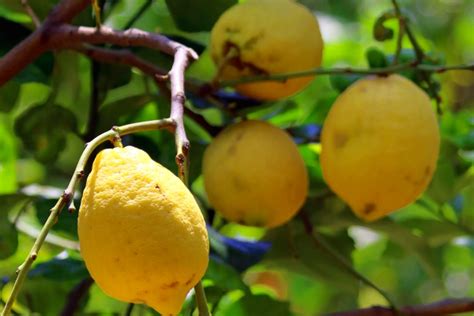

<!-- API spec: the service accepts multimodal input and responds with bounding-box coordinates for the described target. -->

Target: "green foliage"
[0,0,473,315]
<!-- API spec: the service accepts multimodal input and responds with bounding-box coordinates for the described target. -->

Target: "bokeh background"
[0,0,473,315]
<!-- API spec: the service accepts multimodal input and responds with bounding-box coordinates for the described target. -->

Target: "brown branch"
[0,0,90,85]
[168,47,197,184]
[49,25,186,56]
[327,298,474,316]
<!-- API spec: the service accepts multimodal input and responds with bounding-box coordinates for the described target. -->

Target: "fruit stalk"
[1,119,175,316]
[218,63,474,87]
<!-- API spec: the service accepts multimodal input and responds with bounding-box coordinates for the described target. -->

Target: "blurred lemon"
[203,120,308,227]
[321,74,440,221]
[78,146,209,315]
[210,0,323,100]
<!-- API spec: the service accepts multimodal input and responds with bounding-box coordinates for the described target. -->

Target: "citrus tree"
[0,0,473,315]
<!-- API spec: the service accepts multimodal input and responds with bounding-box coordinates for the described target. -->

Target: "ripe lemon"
[202,120,308,227]
[320,74,440,221]
[78,146,209,315]
[210,0,324,100]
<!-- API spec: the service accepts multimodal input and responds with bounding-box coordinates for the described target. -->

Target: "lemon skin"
[321,75,440,221]
[210,0,323,100]
[78,146,209,315]
[203,120,308,228]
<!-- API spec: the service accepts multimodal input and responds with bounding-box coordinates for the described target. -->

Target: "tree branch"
[168,47,197,183]
[0,0,90,85]
[326,298,474,316]
[49,25,187,56]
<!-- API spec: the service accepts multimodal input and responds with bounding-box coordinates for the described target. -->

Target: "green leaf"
[0,80,20,112]
[329,74,361,93]
[98,94,154,131]
[165,0,237,32]
[0,121,17,193]
[205,258,249,292]
[215,293,291,316]
[365,47,388,69]
[29,257,88,281]
[0,194,29,259]
[0,3,30,23]
[35,198,78,239]
[263,221,359,294]
[373,10,396,42]
[97,63,132,92]
[14,104,78,163]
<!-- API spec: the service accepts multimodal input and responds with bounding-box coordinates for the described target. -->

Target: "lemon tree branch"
[0,119,176,316]
[326,297,474,316]
[167,46,211,316]
[218,63,474,87]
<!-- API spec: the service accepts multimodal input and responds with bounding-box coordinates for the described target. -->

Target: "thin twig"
[60,277,94,316]
[299,211,398,312]
[391,0,442,113]
[124,303,135,316]
[218,63,474,87]
[0,119,175,316]
[20,0,41,28]
[326,297,474,316]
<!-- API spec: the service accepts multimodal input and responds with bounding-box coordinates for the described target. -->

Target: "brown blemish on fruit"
[362,203,376,215]
[225,26,240,34]
[184,273,196,286]
[161,281,179,289]
[227,132,245,154]
[424,166,431,176]
[333,131,349,148]
[222,41,269,76]
[154,184,160,190]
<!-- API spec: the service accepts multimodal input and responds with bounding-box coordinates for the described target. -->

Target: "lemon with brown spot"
[78,146,209,315]
[210,0,323,100]
[321,74,440,221]
[203,120,308,227]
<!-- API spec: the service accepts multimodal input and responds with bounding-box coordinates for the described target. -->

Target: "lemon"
[210,0,323,100]
[78,146,209,315]
[321,74,440,221]
[202,120,308,227]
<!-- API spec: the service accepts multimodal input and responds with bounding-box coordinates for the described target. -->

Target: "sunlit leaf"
[165,0,237,32]
[14,104,77,163]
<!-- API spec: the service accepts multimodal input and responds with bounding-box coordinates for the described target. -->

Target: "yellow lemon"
[210,0,323,100]
[320,74,440,221]
[78,146,209,315]
[202,120,308,227]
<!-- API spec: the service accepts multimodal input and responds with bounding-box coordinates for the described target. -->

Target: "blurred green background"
[0,0,473,315]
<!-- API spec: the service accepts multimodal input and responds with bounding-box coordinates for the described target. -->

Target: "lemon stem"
[218,63,474,87]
